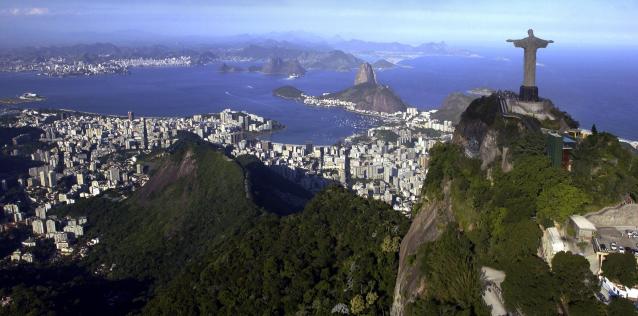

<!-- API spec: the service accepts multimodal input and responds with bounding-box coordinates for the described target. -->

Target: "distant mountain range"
[235,45,363,71]
[0,36,475,71]
[333,39,465,55]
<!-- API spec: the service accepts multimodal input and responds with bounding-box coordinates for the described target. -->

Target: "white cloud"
[1,7,49,16]
[25,7,49,16]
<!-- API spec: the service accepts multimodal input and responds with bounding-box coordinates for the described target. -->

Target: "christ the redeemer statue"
[507,29,553,102]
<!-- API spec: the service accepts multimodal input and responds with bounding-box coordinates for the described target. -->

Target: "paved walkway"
[482,266,507,316]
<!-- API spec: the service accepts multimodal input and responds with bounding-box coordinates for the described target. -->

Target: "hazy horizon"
[1,0,637,48]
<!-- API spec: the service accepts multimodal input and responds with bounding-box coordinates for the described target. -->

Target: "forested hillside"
[1,136,409,315]
[400,96,638,316]
[145,187,409,315]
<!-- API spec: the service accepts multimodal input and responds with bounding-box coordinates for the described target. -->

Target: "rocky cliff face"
[391,182,454,316]
[325,63,406,113]
[354,62,377,85]
[452,94,539,170]
[261,57,306,76]
[272,62,407,113]
[326,82,407,113]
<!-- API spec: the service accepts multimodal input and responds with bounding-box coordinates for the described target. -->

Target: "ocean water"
[0,47,636,143]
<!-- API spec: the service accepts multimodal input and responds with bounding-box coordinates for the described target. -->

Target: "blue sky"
[1,0,637,47]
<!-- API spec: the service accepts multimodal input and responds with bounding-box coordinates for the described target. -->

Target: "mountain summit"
[261,56,306,76]
[354,62,377,85]
[324,63,406,113]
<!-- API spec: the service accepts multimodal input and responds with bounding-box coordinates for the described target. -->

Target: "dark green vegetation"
[607,298,638,316]
[0,265,147,316]
[65,135,312,283]
[235,154,313,214]
[572,132,638,208]
[412,127,443,138]
[2,135,408,314]
[501,256,558,315]
[145,187,408,315]
[406,227,489,315]
[408,95,638,315]
[0,127,47,203]
[552,251,601,312]
[273,85,304,100]
[0,126,43,147]
[0,226,29,258]
[602,253,638,287]
[373,129,399,143]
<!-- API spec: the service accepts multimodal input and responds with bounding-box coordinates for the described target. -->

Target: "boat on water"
[286,73,301,80]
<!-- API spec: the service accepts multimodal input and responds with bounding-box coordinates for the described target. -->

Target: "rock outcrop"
[261,57,306,76]
[218,63,244,73]
[391,182,454,316]
[354,62,377,85]
[325,63,406,113]
[372,59,397,69]
[432,92,478,124]
[326,82,407,113]
[272,62,407,114]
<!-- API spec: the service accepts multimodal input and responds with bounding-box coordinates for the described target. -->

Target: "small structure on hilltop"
[569,215,597,242]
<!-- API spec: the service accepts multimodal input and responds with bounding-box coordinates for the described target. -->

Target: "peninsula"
[273,62,407,115]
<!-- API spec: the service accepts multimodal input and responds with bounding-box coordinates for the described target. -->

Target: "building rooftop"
[570,215,597,231]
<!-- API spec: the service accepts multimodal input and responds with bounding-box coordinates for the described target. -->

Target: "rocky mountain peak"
[354,62,377,85]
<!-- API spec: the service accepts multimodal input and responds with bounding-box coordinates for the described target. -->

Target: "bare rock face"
[325,82,407,113]
[354,62,377,85]
[391,182,454,316]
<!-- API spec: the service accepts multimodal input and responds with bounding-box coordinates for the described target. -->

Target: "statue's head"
[528,29,534,37]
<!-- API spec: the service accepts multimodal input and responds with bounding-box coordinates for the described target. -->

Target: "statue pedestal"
[519,85,539,102]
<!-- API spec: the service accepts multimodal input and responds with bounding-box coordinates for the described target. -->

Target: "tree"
[602,253,638,286]
[591,124,598,135]
[607,298,638,316]
[413,227,489,315]
[490,220,542,270]
[568,299,606,316]
[537,183,592,223]
[551,251,597,304]
[366,291,378,306]
[350,295,365,315]
[502,256,559,316]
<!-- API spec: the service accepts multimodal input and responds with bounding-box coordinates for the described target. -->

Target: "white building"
[601,276,638,300]
[32,219,46,235]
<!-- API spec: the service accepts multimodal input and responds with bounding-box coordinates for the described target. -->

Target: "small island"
[0,92,46,105]
[272,86,304,101]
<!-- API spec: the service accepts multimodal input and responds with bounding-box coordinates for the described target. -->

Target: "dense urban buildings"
[1,106,454,262]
